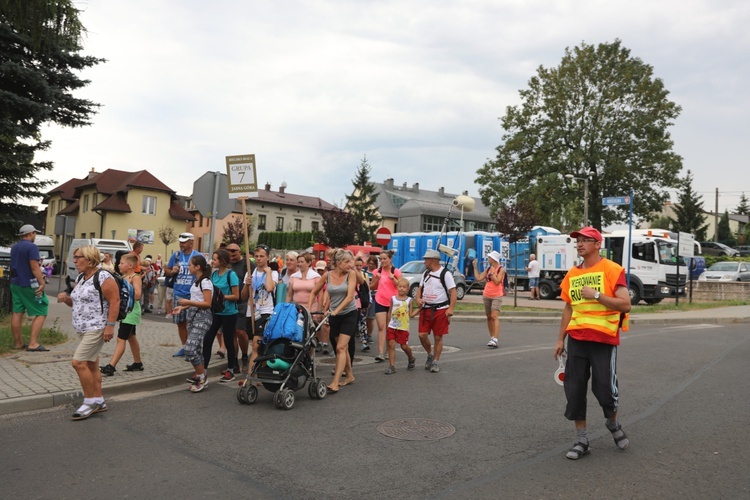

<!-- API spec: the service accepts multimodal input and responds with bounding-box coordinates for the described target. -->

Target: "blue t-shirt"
[211,268,240,315]
[167,250,203,299]
[10,240,40,286]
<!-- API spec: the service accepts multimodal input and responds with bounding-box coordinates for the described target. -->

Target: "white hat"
[423,249,441,259]
[488,250,502,263]
[18,224,41,236]
[178,232,195,242]
[315,260,327,270]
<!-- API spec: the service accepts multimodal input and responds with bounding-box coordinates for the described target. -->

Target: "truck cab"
[603,232,688,304]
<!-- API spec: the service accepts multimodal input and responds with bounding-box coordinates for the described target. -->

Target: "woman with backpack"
[201,248,241,382]
[472,250,506,349]
[56,245,120,420]
[172,254,213,393]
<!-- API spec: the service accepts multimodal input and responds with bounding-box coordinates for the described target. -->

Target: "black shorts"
[329,309,358,338]
[249,314,270,338]
[374,302,390,314]
[118,322,136,340]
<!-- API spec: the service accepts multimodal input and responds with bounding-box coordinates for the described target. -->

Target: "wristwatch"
[594,291,600,301]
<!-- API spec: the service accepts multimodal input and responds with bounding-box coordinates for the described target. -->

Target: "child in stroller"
[237,303,329,410]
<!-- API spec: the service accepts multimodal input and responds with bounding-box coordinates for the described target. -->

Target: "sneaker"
[424,354,434,370]
[232,366,241,375]
[362,343,370,352]
[124,362,144,371]
[100,364,116,376]
[321,342,330,355]
[407,358,416,370]
[173,347,185,357]
[241,357,250,374]
[186,376,199,384]
[384,365,396,375]
[430,361,440,373]
[149,305,154,311]
[374,353,386,363]
[487,338,498,349]
[165,314,173,320]
[367,336,373,343]
[190,377,207,393]
[219,370,235,382]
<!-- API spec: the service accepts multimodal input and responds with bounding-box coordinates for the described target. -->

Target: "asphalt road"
[1,320,748,499]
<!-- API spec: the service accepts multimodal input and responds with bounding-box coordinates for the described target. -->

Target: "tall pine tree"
[717,210,736,247]
[669,170,708,241]
[345,155,381,244]
[0,0,104,244]
[735,193,749,216]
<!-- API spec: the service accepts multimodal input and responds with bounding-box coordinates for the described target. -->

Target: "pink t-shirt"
[373,267,402,307]
[289,273,320,307]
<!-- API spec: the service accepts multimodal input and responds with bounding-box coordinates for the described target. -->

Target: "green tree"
[0,0,104,244]
[476,40,683,230]
[159,226,177,258]
[717,210,736,247]
[647,215,673,231]
[222,214,254,247]
[345,155,381,244]
[735,193,750,216]
[669,170,708,240]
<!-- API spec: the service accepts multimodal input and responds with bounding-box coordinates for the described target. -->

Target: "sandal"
[565,442,590,460]
[609,424,630,450]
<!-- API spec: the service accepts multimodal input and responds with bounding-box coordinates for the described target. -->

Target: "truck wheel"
[538,281,555,300]
[455,284,466,300]
[628,285,642,305]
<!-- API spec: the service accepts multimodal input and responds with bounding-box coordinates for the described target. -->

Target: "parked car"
[699,241,740,257]
[399,260,467,300]
[698,261,750,282]
[734,245,750,257]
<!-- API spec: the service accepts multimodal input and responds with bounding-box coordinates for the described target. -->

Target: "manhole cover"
[378,418,456,441]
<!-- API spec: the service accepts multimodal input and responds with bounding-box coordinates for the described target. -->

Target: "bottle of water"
[30,278,43,304]
[296,311,305,339]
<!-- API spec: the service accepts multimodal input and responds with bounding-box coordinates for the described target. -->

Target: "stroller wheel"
[274,389,284,409]
[245,385,258,404]
[237,385,248,404]
[279,389,295,410]
[309,378,327,400]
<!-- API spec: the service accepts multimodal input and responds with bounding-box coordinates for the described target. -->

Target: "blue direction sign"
[602,196,631,206]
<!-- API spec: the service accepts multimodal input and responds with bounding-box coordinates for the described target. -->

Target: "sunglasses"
[255,244,271,254]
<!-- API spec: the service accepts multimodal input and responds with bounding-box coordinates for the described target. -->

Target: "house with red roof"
[43,168,196,260]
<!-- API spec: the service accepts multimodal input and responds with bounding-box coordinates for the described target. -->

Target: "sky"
[35,0,750,216]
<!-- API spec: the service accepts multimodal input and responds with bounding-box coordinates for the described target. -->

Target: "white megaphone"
[438,244,456,257]
[452,195,475,212]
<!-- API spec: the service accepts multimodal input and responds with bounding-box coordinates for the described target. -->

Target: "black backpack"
[357,279,371,309]
[78,269,135,321]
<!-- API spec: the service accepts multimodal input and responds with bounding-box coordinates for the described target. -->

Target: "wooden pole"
[240,197,256,335]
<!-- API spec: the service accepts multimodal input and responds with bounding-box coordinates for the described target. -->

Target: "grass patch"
[631,299,749,313]
[0,315,68,356]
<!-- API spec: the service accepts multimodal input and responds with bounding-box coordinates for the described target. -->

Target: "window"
[93,193,99,208]
[83,194,89,213]
[276,217,284,231]
[89,232,95,239]
[294,219,302,232]
[311,221,319,232]
[50,200,56,214]
[258,215,266,230]
[142,196,156,215]
[422,215,460,232]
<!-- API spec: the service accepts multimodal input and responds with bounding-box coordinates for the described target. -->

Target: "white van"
[66,238,132,281]
[34,235,57,269]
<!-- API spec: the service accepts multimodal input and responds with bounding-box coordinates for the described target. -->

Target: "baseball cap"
[178,232,195,242]
[315,260,327,270]
[488,250,502,263]
[18,224,41,236]
[570,226,602,242]
[423,249,441,260]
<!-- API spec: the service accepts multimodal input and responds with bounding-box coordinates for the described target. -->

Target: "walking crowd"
[12,224,631,461]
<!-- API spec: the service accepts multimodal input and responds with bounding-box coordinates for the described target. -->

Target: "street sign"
[678,232,695,258]
[192,171,235,219]
[375,227,392,246]
[225,154,258,199]
[602,196,631,206]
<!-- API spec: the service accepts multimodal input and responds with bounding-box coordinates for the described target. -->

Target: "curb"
[0,362,228,417]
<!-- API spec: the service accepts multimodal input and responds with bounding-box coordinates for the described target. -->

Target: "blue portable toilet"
[421,233,440,260]
[388,234,401,266]
[402,234,420,266]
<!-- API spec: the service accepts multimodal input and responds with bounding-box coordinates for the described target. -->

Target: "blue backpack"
[263,303,303,343]
[79,269,135,321]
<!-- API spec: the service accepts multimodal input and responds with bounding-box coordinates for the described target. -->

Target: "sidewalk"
[1,295,749,416]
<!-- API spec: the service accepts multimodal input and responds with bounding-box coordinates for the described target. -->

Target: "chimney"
[384,178,394,189]
[402,182,407,189]
[412,182,419,193]
[462,190,468,196]
[279,182,287,194]
[438,187,445,196]
[265,182,271,191]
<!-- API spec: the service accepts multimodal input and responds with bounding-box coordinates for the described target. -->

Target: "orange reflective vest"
[561,258,629,345]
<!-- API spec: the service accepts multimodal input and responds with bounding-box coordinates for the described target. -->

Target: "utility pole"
[714,187,719,241]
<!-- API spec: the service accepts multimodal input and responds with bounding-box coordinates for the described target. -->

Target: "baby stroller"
[237,303,329,410]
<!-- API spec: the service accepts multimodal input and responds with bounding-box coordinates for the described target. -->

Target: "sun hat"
[423,249,441,259]
[487,250,502,263]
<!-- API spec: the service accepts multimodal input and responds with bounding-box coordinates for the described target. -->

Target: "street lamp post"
[565,174,589,227]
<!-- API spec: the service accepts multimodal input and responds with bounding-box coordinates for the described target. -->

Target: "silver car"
[398,260,467,300]
[698,261,750,282]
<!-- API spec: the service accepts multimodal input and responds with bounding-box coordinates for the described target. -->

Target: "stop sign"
[375,227,392,247]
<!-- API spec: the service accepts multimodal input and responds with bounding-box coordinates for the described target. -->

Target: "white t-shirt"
[71,271,113,333]
[419,266,456,308]
[192,278,214,306]
[245,269,278,319]
[527,260,540,278]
